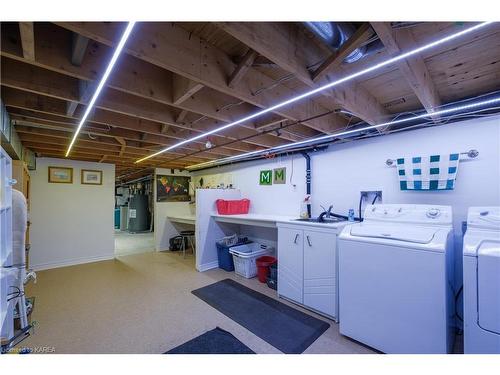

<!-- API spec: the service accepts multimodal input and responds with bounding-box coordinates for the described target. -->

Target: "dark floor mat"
[165,327,255,354]
[192,279,330,354]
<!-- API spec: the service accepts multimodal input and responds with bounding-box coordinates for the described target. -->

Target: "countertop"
[211,213,350,230]
[167,214,196,224]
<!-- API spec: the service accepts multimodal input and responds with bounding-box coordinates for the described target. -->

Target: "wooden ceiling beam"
[54,22,347,134]
[0,57,281,150]
[175,109,188,124]
[227,49,257,88]
[371,22,442,116]
[216,22,389,125]
[16,129,209,164]
[6,98,233,160]
[312,23,373,81]
[18,22,35,61]
[29,147,188,169]
[0,60,273,153]
[172,74,204,105]
[10,115,224,161]
[1,23,316,143]
[71,33,90,66]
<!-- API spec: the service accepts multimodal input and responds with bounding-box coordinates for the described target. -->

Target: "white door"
[278,227,303,304]
[303,230,336,317]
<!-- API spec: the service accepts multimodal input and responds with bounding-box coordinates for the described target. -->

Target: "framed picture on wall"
[48,166,73,184]
[81,169,103,185]
[156,175,191,202]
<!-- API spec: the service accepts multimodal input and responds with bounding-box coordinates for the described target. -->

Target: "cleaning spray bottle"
[300,195,311,219]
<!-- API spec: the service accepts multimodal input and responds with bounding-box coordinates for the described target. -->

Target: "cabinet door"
[303,230,337,317]
[277,227,303,304]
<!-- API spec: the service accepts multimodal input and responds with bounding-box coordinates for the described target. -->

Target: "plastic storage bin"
[229,243,274,278]
[216,236,250,271]
[216,199,250,215]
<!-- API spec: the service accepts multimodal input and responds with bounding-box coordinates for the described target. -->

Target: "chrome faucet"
[319,205,334,221]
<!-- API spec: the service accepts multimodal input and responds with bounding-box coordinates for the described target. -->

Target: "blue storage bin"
[216,238,250,271]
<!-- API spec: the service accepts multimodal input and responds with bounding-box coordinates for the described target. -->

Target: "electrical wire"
[358,194,365,222]
[289,153,295,187]
[455,285,464,323]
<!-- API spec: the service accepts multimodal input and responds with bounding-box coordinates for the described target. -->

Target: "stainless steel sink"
[293,217,346,224]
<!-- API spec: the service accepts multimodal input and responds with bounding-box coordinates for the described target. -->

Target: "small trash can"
[266,263,278,290]
[256,255,277,283]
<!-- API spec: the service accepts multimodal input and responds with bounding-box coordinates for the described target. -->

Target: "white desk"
[211,213,296,228]
[167,214,196,226]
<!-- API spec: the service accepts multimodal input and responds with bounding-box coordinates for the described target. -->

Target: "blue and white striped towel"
[396,153,460,190]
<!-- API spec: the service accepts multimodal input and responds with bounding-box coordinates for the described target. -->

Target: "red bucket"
[256,256,277,283]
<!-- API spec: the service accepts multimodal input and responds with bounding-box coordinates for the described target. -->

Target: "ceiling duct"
[304,22,383,63]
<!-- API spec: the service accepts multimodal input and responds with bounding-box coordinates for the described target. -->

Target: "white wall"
[30,158,115,270]
[154,168,194,251]
[192,116,500,288]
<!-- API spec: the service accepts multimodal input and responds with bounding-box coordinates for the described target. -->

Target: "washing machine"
[463,206,500,354]
[338,204,455,353]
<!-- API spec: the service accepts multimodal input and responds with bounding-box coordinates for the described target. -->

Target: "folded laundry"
[396,153,460,190]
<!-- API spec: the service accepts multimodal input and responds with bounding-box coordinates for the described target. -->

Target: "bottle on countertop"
[348,208,355,222]
[300,195,311,218]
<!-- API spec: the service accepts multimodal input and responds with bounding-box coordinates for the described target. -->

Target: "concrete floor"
[114,231,155,256]
[20,251,376,354]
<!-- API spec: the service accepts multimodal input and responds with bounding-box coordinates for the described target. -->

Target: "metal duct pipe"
[304,22,384,64]
[301,152,312,218]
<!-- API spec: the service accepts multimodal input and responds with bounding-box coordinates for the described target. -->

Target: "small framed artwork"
[81,169,103,185]
[48,166,73,184]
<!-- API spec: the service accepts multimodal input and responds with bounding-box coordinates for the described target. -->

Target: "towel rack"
[385,149,479,167]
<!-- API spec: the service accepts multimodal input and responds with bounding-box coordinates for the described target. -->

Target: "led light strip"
[136,21,493,163]
[186,96,500,170]
[66,22,136,157]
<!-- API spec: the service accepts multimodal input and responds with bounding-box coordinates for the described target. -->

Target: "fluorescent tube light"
[186,95,500,170]
[136,21,493,163]
[66,22,136,157]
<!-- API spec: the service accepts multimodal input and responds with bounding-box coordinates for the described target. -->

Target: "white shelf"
[211,213,296,228]
[167,215,196,225]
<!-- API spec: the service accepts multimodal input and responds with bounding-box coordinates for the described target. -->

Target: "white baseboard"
[196,260,219,272]
[31,254,115,271]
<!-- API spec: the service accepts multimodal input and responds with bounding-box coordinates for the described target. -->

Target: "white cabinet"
[277,223,341,320]
[277,227,303,304]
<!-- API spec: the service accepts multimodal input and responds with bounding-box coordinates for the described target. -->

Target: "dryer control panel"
[467,206,500,230]
[364,204,452,226]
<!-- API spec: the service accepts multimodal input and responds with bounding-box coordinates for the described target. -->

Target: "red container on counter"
[216,199,250,215]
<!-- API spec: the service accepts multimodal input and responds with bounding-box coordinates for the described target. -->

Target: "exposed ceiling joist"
[0,58,282,151]
[1,23,319,142]
[175,109,188,124]
[311,23,373,81]
[15,126,210,165]
[18,22,35,61]
[227,49,257,88]
[371,22,442,117]
[4,93,237,159]
[71,33,90,66]
[54,22,348,134]
[216,22,389,125]
[66,79,96,116]
[172,74,204,105]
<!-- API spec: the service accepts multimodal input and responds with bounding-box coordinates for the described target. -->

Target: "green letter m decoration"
[259,170,272,185]
[273,167,286,184]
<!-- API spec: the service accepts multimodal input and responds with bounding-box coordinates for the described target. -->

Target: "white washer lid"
[349,224,437,244]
